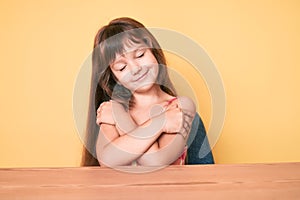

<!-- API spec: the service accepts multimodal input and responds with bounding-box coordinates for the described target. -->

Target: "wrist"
[151,113,167,133]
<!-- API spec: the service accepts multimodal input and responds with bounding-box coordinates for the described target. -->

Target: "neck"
[131,85,165,108]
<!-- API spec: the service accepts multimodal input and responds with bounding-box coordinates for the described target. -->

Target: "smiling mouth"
[134,70,148,82]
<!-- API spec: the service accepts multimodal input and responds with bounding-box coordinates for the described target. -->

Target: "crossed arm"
[95,96,196,167]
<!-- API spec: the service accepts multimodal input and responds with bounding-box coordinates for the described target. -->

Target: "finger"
[179,127,188,139]
[170,103,178,109]
[182,113,192,123]
[179,121,190,139]
[98,101,112,113]
[184,120,190,131]
[178,112,189,138]
[97,103,104,113]
[164,99,178,109]
[183,115,191,130]
[182,110,194,119]
[164,103,173,111]
[96,118,101,126]
[97,107,102,115]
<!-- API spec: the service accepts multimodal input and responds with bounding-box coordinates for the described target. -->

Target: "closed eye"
[137,52,144,58]
[136,50,145,58]
[119,65,126,71]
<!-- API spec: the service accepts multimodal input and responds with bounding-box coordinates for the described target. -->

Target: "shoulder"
[176,96,196,113]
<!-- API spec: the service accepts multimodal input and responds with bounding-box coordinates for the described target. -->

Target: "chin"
[132,82,155,93]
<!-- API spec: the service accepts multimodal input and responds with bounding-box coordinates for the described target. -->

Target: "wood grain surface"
[1,162,300,199]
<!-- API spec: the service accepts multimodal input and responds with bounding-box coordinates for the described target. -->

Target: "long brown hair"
[81,17,177,166]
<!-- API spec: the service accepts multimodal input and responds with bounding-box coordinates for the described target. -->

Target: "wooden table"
[1,162,300,199]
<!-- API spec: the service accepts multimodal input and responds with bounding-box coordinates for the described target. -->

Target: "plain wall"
[0,0,299,167]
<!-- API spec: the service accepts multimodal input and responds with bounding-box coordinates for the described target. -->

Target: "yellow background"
[1,0,300,167]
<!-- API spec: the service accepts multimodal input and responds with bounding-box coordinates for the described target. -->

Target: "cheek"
[111,67,126,81]
[116,72,131,86]
[113,73,121,81]
[145,56,159,73]
[150,61,159,73]
[143,50,158,64]
[110,70,124,85]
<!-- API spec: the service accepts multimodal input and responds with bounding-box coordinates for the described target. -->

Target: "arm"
[137,96,196,166]
[96,101,182,167]
[96,100,136,135]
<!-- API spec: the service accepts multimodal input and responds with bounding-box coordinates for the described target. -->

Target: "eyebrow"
[112,47,146,66]
[112,56,125,65]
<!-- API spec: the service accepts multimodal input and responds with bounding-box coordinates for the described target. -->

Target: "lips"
[133,70,148,82]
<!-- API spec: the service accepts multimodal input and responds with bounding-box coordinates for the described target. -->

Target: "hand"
[162,106,183,133]
[163,98,195,138]
[179,110,194,139]
[96,101,115,126]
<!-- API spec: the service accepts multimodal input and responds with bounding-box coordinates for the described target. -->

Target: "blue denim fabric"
[186,113,215,164]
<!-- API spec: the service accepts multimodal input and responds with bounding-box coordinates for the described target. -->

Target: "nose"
[129,60,142,75]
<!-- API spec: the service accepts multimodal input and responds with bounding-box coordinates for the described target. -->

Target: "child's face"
[110,43,159,93]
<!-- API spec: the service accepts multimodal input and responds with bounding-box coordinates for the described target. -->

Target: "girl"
[81,17,196,167]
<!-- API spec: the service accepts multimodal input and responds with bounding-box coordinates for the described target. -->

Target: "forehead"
[102,31,150,67]
[112,39,147,62]
[120,38,147,54]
